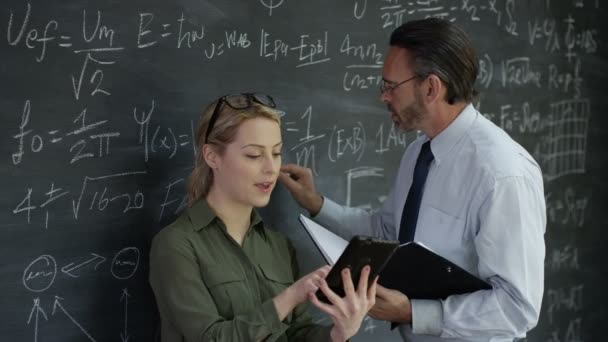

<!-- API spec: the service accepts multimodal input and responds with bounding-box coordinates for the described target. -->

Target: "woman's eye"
[246,155,261,159]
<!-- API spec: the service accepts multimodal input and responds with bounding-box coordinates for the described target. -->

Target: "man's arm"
[278,163,400,242]
[413,175,546,338]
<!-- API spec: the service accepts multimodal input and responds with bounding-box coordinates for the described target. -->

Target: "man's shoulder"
[467,114,541,179]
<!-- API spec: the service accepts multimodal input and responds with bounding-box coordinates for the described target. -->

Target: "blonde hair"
[186,97,281,207]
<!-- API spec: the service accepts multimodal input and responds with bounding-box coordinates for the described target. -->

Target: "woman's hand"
[273,265,331,321]
[310,266,378,342]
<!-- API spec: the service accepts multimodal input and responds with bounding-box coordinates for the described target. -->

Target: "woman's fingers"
[356,265,371,296]
[341,267,356,298]
[367,275,379,306]
[308,292,336,317]
[318,277,344,309]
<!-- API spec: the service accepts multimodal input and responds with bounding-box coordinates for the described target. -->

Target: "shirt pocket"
[203,266,247,318]
[417,204,472,268]
[258,262,295,322]
[258,262,293,291]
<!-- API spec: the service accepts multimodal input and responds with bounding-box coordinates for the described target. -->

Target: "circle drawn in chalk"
[111,247,140,280]
[259,0,284,16]
[23,255,57,292]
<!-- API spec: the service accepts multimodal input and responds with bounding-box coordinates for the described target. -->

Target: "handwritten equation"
[2,1,603,342]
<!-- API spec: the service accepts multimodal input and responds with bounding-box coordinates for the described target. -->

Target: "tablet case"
[316,235,398,303]
[299,215,492,302]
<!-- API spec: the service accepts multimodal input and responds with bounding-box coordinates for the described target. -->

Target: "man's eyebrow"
[382,77,397,84]
[240,142,283,149]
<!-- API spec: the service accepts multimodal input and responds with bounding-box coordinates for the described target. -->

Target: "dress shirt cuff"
[411,299,443,336]
[261,299,289,335]
[314,196,339,220]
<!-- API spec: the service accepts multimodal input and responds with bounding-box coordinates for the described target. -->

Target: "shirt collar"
[428,103,477,165]
[186,199,265,236]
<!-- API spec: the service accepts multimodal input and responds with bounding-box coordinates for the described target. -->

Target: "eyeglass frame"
[379,75,419,95]
[204,93,276,144]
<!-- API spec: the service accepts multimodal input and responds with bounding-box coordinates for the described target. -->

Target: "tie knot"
[419,141,434,164]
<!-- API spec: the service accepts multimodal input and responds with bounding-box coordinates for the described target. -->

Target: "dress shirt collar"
[428,103,477,165]
[186,199,264,235]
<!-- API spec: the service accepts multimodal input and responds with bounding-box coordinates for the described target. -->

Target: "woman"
[149,93,377,341]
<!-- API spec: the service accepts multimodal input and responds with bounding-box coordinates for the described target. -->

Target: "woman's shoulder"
[150,214,195,254]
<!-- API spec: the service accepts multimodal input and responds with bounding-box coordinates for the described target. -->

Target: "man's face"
[380,47,427,132]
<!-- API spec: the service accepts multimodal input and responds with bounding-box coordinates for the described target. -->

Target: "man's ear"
[423,74,444,104]
[202,144,220,169]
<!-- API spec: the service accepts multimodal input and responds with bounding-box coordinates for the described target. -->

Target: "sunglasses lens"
[224,94,250,109]
[252,94,275,108]
[224,94,275,109]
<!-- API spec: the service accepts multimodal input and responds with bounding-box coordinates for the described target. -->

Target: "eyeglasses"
[379,75,418,95]
[204,93,276,144]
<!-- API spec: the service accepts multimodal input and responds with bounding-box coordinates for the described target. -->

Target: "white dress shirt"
[315,104,546,342]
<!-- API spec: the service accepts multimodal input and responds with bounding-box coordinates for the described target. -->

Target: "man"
[278,18,546,341]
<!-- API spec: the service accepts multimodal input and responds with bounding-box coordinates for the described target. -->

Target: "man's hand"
[278,164,323,216]
[368,284,412,323]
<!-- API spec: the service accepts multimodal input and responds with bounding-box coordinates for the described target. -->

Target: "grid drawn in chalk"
[543,99,589,181]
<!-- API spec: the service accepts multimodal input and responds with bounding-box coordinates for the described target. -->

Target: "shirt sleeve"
[414,175,546,339]
[149,229,290,342]
[315,190,398,242]
[284,241,333,341]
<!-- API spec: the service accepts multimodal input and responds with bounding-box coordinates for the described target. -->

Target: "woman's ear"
[202,144,220,169]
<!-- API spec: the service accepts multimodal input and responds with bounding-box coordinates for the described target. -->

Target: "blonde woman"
[150,93,377,342]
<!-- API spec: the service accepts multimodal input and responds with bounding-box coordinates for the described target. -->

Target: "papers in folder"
[298,214,347,265]
[298,214,492,299]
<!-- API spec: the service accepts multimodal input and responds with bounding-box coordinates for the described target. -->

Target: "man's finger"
[280,164,305,178]
[278,171,298,188]
[375,284,390,298]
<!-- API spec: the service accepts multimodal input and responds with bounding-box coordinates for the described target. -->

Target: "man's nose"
[379,91,390,103]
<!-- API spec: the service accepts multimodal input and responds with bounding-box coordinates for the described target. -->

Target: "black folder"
[378,241,492,299]
[298,215,491,300]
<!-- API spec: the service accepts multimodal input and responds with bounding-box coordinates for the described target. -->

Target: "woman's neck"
[206,187,252,245]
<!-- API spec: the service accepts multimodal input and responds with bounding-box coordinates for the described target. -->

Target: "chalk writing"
[2,1,603,342]
[345,167,385,209]
[23,255,57,292]
[548,245,580,272]
[540,99,589,181]
[545,187,588,228]
[259,29,331,68]
[286,106,325,175]
[546,285,583,324]
[328,122,366,162]
[111,247,140,280]
[375,123,407,154]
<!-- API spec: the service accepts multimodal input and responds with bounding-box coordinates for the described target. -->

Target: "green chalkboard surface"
[1,1,606,341]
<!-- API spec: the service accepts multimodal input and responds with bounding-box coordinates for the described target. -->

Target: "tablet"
[316,235,399,304]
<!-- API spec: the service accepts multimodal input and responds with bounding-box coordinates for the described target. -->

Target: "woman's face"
[212,117,282,208]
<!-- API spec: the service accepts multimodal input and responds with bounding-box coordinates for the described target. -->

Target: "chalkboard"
[1,1,606,341]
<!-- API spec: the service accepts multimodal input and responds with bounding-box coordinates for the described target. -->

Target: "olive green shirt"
[149,200,332,342]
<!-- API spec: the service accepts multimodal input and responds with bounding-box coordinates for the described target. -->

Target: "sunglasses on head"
[204,93,276,144]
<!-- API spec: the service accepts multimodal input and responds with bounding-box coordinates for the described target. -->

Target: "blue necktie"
[399,141,434,243]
